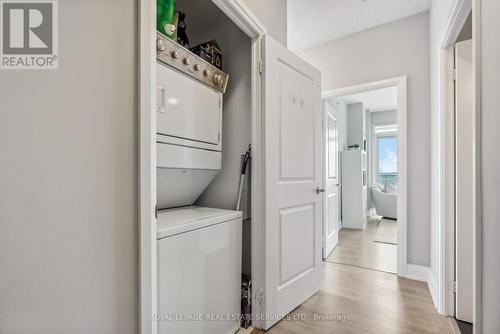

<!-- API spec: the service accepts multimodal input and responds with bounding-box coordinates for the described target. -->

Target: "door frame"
[437,1,482,332]
[138,1,265,333]
[322,76,408,277]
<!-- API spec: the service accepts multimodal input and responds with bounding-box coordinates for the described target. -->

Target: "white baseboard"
[406,264,439,310]
[236,327,254,334]
[427,269,439,310]
[406,264,428,282]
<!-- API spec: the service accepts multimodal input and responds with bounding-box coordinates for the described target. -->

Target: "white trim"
[471,1,482,332]
[428,268,439,310]
[249,35,266,330]
[438,3,472,318]
[440,0,473,48]
[436,3,482,332]
[211,0,266,38]
[441,45,456,317]
[407,264,429,282]
[139,0,157,333]
[406,264,439,309]
[139,1,265,333]
[322,76,408,278]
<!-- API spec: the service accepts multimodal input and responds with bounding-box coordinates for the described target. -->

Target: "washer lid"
[157,206,242,239]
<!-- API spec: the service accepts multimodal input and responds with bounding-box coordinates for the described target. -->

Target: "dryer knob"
[213,73,224,87]
[156,38,166,51]
[171,51,180,59]
[193,64,201,71]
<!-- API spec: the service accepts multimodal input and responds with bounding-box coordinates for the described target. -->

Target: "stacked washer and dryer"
[155,32,243,334]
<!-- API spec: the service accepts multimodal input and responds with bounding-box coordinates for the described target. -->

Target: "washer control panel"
[156,32,229,94]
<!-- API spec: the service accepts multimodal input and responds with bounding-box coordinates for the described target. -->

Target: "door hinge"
[155,203,158,219]
[258,60,264,75]
[254,289,265,304]
[448,68,456,82]
[450,280,457,293]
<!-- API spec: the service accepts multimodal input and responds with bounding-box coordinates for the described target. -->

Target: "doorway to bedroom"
[322,79,406,275]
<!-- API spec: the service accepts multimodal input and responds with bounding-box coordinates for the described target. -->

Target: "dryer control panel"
[156,32,229,94]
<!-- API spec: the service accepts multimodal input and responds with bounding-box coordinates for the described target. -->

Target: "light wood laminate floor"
[327,219,397,273]
[253,262,452,334]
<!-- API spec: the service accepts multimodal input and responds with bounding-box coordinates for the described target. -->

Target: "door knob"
[315,187,325,194]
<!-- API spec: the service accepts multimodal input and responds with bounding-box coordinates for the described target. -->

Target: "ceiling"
[340,86,397,112]
[287,0,431,51]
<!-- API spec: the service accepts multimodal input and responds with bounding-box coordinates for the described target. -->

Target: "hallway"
[255,262,453,334]
[328,219,398,273]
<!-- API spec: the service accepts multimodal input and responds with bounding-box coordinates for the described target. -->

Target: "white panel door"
[323,107,340,259]
[262,35,322,330]
[455,39,473,323]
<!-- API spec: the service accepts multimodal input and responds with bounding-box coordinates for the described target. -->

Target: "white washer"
[157,206,242,334]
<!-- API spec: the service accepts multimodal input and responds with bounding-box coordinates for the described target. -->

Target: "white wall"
[242,0,287,45]
[0,1,138,333]
[299,12,431,267]
[480,0,500,331]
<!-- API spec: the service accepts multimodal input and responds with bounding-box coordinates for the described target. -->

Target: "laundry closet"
[144,1,323,333]
[155,1,253,333]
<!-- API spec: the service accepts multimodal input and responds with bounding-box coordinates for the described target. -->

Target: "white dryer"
[156,61,223,209]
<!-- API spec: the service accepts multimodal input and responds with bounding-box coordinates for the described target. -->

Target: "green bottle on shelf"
[157,0,177,40]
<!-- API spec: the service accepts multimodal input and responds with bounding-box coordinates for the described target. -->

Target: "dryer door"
[157,63,222,147]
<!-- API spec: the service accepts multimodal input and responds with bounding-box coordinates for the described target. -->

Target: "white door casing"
[455,39,473,323]
[321,76,407,277]
[323,106,340,259]
[262,35,322,330]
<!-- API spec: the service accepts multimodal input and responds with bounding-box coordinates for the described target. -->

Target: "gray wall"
[0,1,138,333]
[456,12,472,43]
[480,0,500,331]
[299,12,431,267]
[242,0,287,45]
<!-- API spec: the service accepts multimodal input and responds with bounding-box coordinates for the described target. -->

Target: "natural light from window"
[378,136,398,187]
